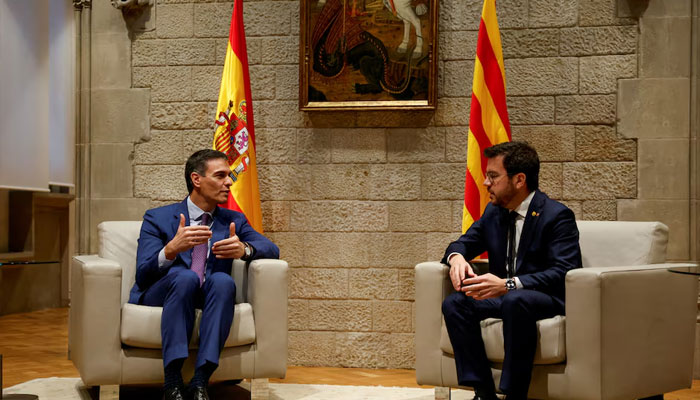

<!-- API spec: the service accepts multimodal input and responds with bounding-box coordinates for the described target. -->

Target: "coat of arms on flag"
[215,100,250,170]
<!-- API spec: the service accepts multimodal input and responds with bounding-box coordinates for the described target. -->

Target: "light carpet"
[5,377,475,399]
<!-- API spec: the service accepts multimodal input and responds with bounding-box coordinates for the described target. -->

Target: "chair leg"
[250,378,270,400]
[435,386,451,400]
[99,385,119,400]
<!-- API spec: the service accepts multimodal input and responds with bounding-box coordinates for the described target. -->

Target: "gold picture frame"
[299,0,439,111]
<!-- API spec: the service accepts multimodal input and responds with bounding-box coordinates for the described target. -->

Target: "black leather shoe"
[188,385,210,400]
[163,385,185,400]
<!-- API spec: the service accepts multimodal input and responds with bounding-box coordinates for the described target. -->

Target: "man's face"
[192,158,232,204]
[483,155,518,209]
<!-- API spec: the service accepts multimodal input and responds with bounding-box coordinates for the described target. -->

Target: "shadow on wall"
[620,0,649,18]
[305,110,436,128]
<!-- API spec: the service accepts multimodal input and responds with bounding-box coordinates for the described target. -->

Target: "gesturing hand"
[164,214,212,260]
[212,222,245,259]
[448,253,476,291]
[461,273,507,300]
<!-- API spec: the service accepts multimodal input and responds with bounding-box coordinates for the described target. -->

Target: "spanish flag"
[213,0,263,232]
[462,0,511,234]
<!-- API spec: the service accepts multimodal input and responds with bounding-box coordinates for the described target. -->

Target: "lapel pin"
[532,211,540,217]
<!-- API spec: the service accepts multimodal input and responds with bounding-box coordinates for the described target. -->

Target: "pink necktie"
[190,213,210,286]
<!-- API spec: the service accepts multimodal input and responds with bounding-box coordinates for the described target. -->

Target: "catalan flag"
[462,0,511,234]
[213,0,263,232]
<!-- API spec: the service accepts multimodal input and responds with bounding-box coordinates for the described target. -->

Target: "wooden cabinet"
[0,192,74,315]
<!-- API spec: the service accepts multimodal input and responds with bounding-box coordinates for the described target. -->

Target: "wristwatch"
[505,278,516,291]
[243,242,252,259]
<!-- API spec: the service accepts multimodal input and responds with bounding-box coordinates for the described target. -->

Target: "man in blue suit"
[441,141,582,400]
[129,149,279,400]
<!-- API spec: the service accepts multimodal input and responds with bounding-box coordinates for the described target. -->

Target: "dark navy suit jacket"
[129,199,280,304]
[442,190,582,304]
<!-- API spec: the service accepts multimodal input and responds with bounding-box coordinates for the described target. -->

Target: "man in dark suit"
[129,149,279,400]
[441,141,582,400]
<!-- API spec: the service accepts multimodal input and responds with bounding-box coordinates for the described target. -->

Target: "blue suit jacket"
[442,190,582,303]
[129,199,280,304]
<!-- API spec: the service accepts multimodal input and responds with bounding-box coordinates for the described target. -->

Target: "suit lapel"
[515,190,544,272]
[174,199,192,266]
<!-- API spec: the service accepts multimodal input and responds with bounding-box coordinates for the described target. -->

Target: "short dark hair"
[185,149,229,193]
[483,141,539,191]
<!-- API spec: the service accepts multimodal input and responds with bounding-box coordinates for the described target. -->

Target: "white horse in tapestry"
[383,0,427,58]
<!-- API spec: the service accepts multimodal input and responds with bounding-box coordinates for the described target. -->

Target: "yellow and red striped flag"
[213,0,263,232]
[462,0,511,234]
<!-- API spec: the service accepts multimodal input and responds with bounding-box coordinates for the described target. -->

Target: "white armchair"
[415,221,698,400]
[69,221,288,399]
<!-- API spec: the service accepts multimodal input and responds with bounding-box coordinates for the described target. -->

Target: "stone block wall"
[616,0,695,261]
[80,0,695,368]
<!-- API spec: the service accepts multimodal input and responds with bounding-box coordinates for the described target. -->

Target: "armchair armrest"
[564,263,698,399]
[247,258,289,378]
[415,261,454,386]
[69,255,124,386]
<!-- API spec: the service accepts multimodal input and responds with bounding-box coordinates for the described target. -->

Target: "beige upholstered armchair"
[415,221,698,400]
[69,221,288,400]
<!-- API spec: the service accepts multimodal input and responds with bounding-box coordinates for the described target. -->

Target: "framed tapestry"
[299,0,439,111]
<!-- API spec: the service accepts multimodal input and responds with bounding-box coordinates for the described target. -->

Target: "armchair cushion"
[120,302,256,349]
[98,221,141,306]
[439,315,566,365]
[576,221,668,268]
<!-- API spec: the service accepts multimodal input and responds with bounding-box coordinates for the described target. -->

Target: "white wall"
[0,0,75,191]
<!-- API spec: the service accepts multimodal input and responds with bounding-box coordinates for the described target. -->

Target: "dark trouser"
[442,290,563,398]
[139,267,236,369]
